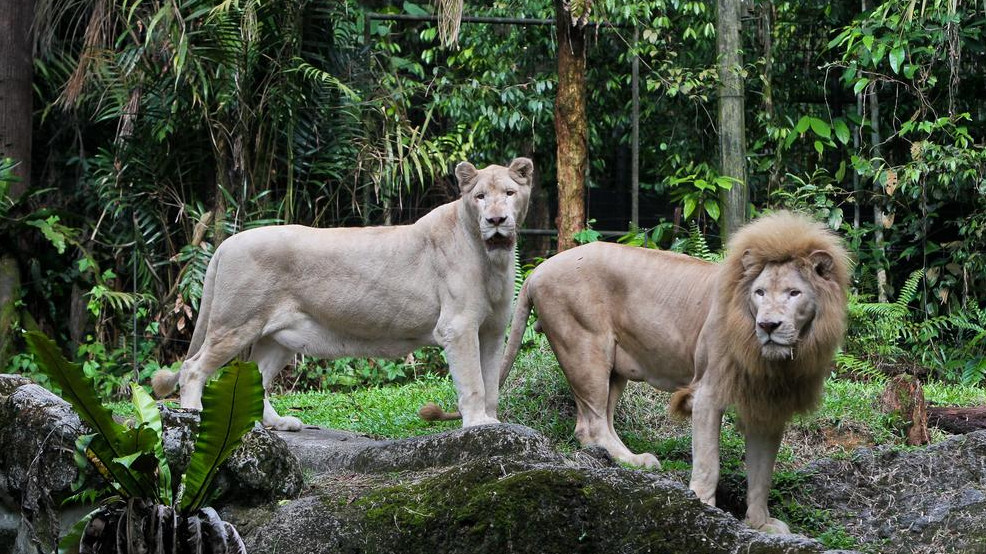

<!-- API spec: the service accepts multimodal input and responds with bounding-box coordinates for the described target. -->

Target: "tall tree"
[716,0,747,239]
[0,0,34,368]
[554,0,588,252]
[0,0,34,199]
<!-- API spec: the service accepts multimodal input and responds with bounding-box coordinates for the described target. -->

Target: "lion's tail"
[669,384,696,419]
[499,277,534,387]
[418,402,462,422]
[151,246,221,398]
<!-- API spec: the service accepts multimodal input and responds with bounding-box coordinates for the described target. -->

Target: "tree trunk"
[878,375,930,446]
[717,0,748,240]
[0,0,34,199]
[0,257,20,368]
[0,0,34,368]
[928,406,986,434]
[553,0,587,253]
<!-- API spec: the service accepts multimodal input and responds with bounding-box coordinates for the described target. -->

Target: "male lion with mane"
[153,158,533,430]
[492,211,849,533]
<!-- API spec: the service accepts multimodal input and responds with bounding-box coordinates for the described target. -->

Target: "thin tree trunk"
[0,0,35,199]
[717,0,748,240]
[0,257,20,368]
[759,1,782,195]
[553,0,587,253]
[868,87,889,303]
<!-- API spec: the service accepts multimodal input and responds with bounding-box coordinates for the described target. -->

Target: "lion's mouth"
[485,233,515,250]
[760,341,795,361]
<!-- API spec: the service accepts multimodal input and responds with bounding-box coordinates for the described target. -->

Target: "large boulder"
[0,377,83,554]
[229,424,832,554]
[160,406,305,507]
[792,430,986,552]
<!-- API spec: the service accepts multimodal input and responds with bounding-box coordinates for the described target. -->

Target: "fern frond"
[834,352,887,383]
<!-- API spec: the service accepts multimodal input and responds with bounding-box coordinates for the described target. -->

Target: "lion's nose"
[758,320,781,333]
[487,216,508,226]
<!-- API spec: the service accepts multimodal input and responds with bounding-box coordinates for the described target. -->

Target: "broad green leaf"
[889,47,905,74]
[794,115,811,134]
[853,78,870,95]
[683,197,698,219]
[131,384,173,505]
[180,361,264,512]
[833,119,851,145]
[810,118,831,139]
[704,199,721,221]
[814,140,824,155]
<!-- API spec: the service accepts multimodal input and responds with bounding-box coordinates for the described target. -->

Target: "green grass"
[269,372,460,438]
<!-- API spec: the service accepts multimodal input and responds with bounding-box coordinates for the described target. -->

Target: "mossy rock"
[233,424,829,554]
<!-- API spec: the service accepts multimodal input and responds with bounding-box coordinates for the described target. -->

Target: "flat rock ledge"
[227,424,832,554]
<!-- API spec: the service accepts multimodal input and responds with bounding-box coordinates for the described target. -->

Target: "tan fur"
[498,210,850,533]
[153,158,533,430]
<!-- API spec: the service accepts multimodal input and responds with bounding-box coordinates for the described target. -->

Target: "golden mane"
[716,211,851,425]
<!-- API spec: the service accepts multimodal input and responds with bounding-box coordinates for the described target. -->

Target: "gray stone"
[159,405,305,507]
[275,422,563,474]
[792,430,986,553]
[0,382,85,554]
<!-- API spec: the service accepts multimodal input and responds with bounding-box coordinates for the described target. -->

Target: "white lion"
[153,158,533,430]
[489,211,850,533]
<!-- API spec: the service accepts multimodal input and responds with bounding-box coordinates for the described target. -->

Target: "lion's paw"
[748,517,791,535]
[267,415,304,432]
[463,415,501,427]
[624,452,661,470]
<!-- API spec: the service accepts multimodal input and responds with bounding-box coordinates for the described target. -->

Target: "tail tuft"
[151,368,181,398]
[418,402,462,422]
[669,385,695,420]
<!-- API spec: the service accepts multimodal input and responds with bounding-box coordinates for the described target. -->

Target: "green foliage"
[572,219,603,245]
[669,221,722,262]
[25,331,263,551]
[180,359,264,511]
[26,331,164,502]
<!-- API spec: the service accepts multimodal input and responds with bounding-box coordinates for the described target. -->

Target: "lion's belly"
[264,313,436,359]
[614,345,694,392]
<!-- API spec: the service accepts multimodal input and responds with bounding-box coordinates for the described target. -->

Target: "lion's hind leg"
[606,374,660,469]
[556,339,659,469]
[250,337,303,431]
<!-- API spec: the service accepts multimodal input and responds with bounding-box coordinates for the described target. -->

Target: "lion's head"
[718,211,851,420]
[455,157,533,253]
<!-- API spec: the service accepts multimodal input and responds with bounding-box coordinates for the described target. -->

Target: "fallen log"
[928,406,986,434]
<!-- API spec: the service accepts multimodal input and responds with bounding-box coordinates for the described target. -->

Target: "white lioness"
[494,211,850,533]
[152,158,533,430]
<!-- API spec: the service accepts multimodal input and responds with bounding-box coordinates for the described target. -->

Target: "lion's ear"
[456,161,478,194]
[508,157,534,187]
[741,249,756,270]
[809,250,836,280]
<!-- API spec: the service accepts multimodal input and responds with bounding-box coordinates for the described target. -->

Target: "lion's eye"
[476,193,485,200]
[506,190,516,196]
[755,289,765,297]
[790,290,802,297]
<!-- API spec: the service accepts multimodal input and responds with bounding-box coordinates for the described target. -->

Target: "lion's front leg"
[441,322,499,427]
[744,421,790,534]
[689,386,724,506]
[478,327,506,421]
